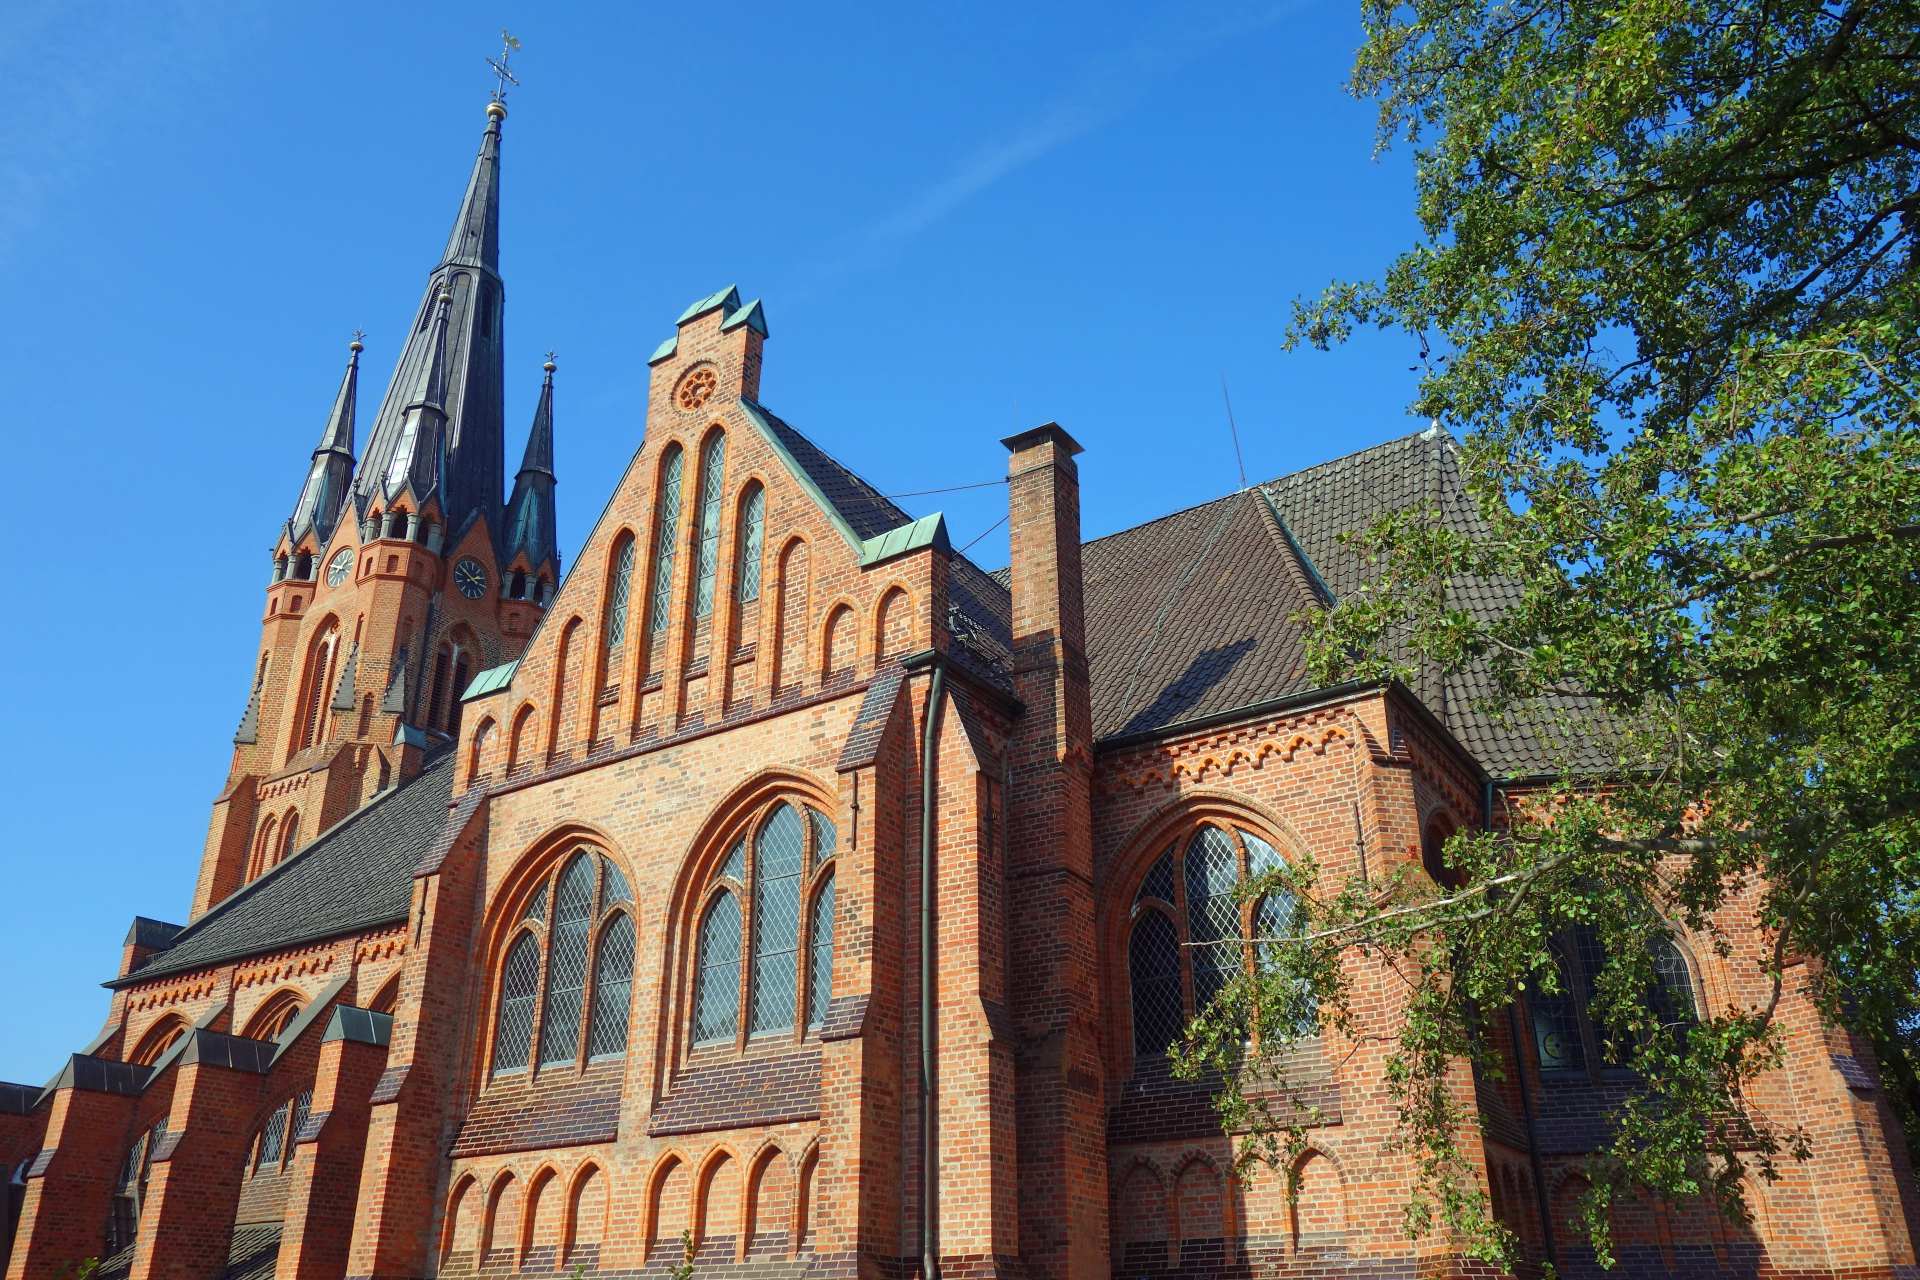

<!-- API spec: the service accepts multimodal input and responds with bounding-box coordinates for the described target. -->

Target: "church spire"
[287,335,361,546]
[381,291,452,503]
[354,99,509,543]
[504,354,559,584]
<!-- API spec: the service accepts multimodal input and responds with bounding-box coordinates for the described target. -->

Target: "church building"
[2,89,1916,1280]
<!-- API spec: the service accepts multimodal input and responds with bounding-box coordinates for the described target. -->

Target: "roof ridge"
[152,749,456,954]
[1073,429,1433,558]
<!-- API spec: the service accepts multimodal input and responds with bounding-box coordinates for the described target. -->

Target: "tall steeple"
[354,99,508,541]
[287,336,361,546]
[380,291,453,503]
[504,355,559,582]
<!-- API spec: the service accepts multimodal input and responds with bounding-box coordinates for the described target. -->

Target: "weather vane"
[487,30,522,104]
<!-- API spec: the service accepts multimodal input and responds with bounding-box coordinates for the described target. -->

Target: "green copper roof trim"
[648,335,678,365]
[859,512,950,568]
[677,285,741,325]
[737,398,864,554]
[393,723,428,749]
[718,298,768,337]
[461,659,519,702]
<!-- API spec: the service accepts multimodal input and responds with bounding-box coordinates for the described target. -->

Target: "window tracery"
[1125,821,1307,1062]
[488,850,636,1079]
[691,799,837,1049]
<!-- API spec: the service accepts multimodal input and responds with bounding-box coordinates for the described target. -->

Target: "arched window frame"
[601,531,636,674]
[484,848,637,1082]
[688,798,837,1054]
[292,619,342,753]
[1527,918,1702,1082]
[690,430,729,622]
[734,481,765,605]
[645,444,686,655]
[1121,819,1309,1069]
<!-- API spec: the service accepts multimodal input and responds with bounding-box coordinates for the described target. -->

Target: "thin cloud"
[791,3,1297,292]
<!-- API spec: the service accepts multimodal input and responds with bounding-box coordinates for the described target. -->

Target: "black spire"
[287,337,360,546]
[355,101,508,539]
[504,355,559,580]
[381,291,453,503]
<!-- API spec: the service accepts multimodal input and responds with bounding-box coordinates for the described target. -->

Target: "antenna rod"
[1221,374,1248,489]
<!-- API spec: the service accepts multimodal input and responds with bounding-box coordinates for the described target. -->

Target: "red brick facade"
[5,110,1917,1280]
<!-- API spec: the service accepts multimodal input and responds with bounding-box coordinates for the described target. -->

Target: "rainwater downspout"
[919,658,946,1280]
[1490,776,1558,1269]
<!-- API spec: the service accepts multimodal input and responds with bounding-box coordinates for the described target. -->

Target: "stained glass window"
[694,891,742,1044]
[692,433,729,620]
[523,883,548,924]
[492,931,541,1075]
[736,483,765,604]
[1531,942,1586,1072]
[647,445,684,639]
[539,854,596,1065]
[1184,826,1242,1011]
[600,856,632,909]
[809,805,837,868]
[603,534,635,657]
[1136,846,1175,906]
[1129,910,1184,1057]
[750,803,803,1035]
[587,913,635,1060]
[807,871,835,1031]
[719,838,746,884]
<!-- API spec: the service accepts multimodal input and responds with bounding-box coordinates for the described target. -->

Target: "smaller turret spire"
[382,293,453,502]
[504,354,559,588]
[288,336,362,545]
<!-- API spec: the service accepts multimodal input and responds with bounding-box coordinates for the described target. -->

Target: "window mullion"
[525,876,556,1076]
[1172,841,1195,1019]
[736,811,759,1052]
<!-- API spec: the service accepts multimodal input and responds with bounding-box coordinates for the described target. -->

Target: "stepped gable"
[1052,428,1607,776]
[117,752,457,984]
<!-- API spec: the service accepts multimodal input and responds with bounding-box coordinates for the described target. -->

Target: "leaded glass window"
[1125,821,1314,1071]
[1528,921,1699,1078]
[600,856,632,908]
[603,533,635,657]
[287,1090,312,1152]
[587,913,635,1060]
[694,892,742,1044]
[750,803,804,1034]
[539,854,596,1065]
[692,433,728,620]
[807,872,835,1032]
[492,932,540,1075]
[491,849,638,1079]
[647,445,684,639]
[255,1100,289,1170]
[1129,910,1183,1057]
[736,483,765,603]
[691,798,839,1050]
[1184,826,1242,1012]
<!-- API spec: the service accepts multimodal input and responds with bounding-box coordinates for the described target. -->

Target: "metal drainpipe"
[920,658,946,1280]
[1489,776,1558,1269]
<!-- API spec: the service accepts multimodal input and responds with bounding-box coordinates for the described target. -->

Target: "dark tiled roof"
[1076,429,1607,777]
[120,753,456,985]
[745,399,1014,673]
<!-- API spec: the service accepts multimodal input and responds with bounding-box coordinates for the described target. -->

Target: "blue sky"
[0,1,1426,1081]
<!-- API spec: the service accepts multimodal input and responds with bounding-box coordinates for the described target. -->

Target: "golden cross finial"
[486,30,523,104]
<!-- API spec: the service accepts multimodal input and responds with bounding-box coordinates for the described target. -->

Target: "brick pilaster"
[4,1066,139,1280]
[277,1010,390,1280]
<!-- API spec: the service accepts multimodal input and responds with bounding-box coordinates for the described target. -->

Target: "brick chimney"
[999,422,1107,1279]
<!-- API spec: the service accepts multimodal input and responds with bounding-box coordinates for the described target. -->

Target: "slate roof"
[1072,427,1609,777]
[118,752,456,985]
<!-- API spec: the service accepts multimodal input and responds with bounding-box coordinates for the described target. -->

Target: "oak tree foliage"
[1174,0,1920,1269]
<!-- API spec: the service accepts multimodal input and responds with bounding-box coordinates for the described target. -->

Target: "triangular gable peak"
[456,288,962,790]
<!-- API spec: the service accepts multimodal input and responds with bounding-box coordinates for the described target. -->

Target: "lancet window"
[692,800,837,1048]
[1125,822,1306,1061]
[489,851,636,1078]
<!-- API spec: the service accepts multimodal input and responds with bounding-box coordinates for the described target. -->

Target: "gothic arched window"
[691,799,837,1049]
[735,482,765,604]
[691,432,729,620]
[1125,821,1307,1063]
[1529,921,1699,1077]
[602,532,635,665]
[487,850,636,1079]
[278,814,301,866]
[294,621,341,752]
[647,445,685,645]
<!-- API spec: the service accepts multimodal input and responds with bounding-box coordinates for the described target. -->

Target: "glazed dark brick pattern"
[648,1050,821,1136]
[450,1062,624,1157]
[1107,1056,1341,1147]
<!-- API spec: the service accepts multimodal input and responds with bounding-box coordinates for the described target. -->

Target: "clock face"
[326,548,354,588]
[454,557,489,599]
